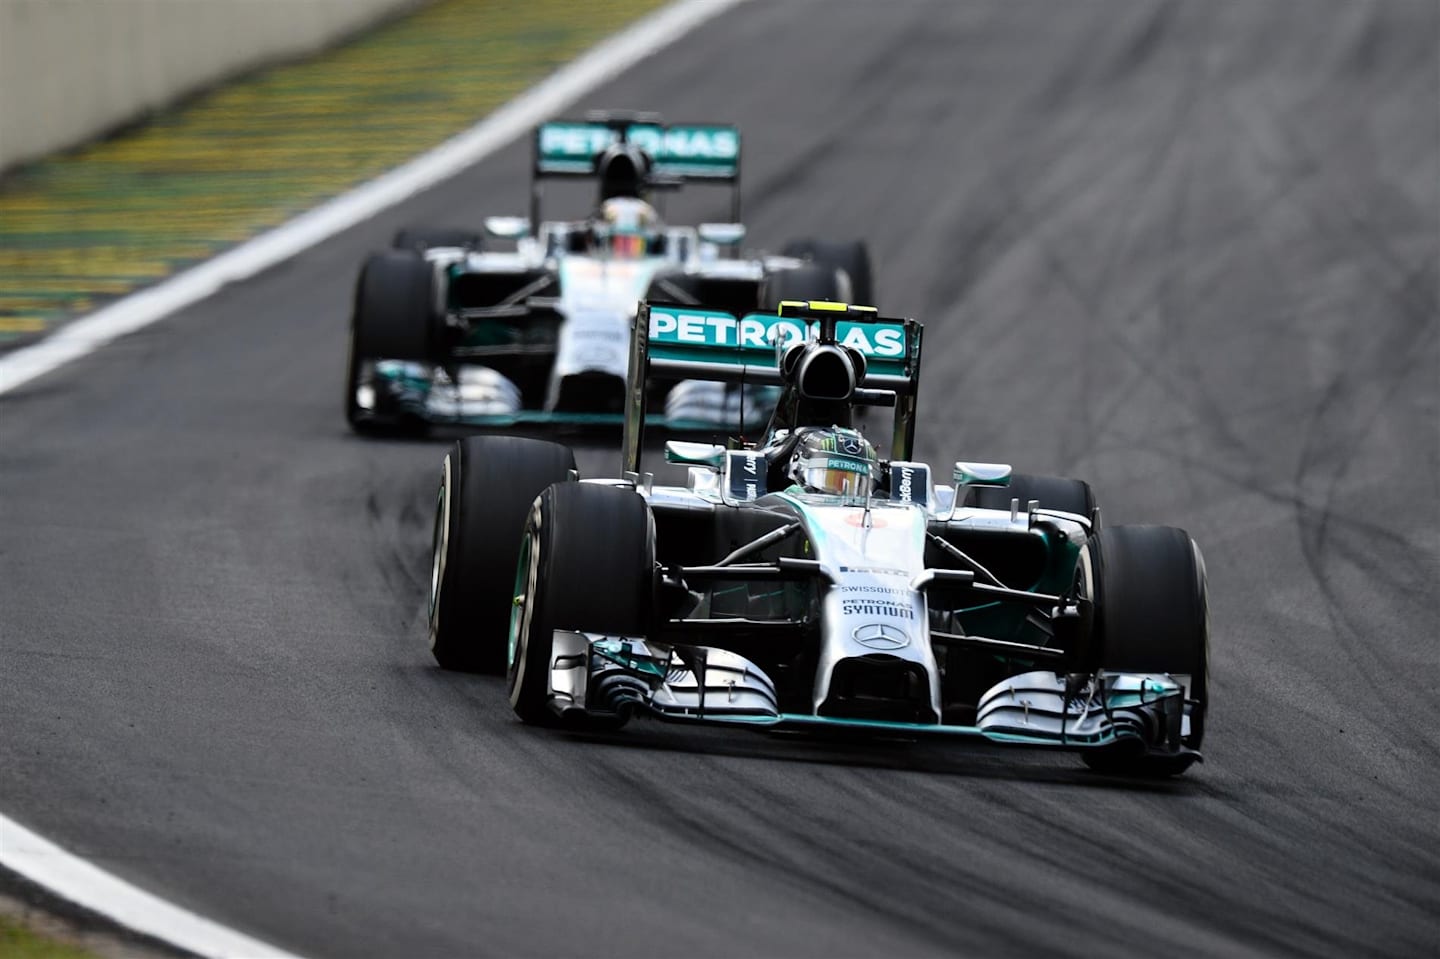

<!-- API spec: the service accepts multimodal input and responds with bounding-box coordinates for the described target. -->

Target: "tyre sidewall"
[428,448,460,657]
[781,238,874,306]
[429,437,576,673]
[763,264,844,308]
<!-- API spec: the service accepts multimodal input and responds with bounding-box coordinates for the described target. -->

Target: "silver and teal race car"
[427,299,1210,777]
[345,111,872,435]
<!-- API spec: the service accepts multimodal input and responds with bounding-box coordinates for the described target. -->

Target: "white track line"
[0,818,303,959]
[0,0,750,398]
[0,1,748,956]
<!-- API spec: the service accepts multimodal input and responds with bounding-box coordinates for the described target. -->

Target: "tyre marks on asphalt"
[1204,10,1440,771]
[899,5,1438,950]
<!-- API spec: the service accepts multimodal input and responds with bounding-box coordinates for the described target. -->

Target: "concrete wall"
[0,0,424,174]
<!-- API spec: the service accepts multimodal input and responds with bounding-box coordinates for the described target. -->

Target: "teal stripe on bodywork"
[703,713,1125,747]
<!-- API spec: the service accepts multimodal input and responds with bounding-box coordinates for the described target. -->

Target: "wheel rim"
[427,458,452,650]
[507,516,540,707]
[429,489,445,616]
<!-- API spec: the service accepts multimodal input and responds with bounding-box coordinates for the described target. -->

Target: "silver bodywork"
[379,228,803,425]
[532,471,1192,753]
[480,297,1204,771]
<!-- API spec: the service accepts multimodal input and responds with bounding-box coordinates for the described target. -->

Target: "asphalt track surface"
[2,1,1437,956]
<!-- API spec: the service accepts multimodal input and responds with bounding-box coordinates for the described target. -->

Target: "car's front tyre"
[1079,524,1210,776]
[508,482,654,725]
[346,250,436,435]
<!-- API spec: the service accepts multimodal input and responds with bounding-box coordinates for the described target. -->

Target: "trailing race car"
[427,298,1211,777]
[346,111,873,434]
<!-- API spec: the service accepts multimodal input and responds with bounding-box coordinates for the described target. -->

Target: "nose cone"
[797,504,941,723]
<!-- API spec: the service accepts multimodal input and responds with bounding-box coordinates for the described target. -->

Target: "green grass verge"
[0,915,96,959]
[0,0,666,342]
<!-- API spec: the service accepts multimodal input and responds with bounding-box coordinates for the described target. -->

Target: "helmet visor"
[610,233,646,258]
[794,451,873,497]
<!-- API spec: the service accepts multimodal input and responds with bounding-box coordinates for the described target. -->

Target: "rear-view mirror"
[483,216,530,240]
[953,462,1012,487]
[664,441,726,469]
[697,222,746,246]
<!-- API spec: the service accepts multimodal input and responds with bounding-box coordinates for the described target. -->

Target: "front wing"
[355,360,775,433]
[545,632,1198,759]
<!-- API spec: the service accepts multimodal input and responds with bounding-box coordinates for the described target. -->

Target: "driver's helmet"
[591,197,661,258]
[788,426,878,498]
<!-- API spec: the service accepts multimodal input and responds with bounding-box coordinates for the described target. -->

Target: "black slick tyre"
[346,250,435,433]
[647,270,703,304]
[781,238,875,306]
[429,436,577,673]
[762,264,844,310]
[508,483,654,725]
[968,473,1100,529]
[1080,525,1210,776]
[392,227,483,252]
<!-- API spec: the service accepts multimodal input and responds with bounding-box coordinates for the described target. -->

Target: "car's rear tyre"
[1079,525,1209,776]
[762,264,844,309]
[647,270,701,303]
[346,250,436,434]
[968,473,1100,529]
[429,436,577,673]
[781,238,874,306]
[392,227,483,252]
[508,482,654,725]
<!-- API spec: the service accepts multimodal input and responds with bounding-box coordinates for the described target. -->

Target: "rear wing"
[531,112,742,223]
[534,120,740,179]
[624,300,924,474]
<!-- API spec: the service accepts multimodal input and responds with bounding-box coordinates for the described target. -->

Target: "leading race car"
[427,298,1211,777]
[346,111,873,435]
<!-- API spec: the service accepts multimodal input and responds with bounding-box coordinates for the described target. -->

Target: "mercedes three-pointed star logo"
[852,622,910,650]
